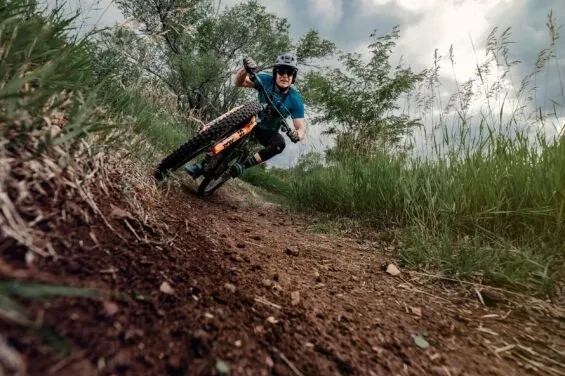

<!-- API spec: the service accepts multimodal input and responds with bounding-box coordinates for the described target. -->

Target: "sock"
[242,156,259,169]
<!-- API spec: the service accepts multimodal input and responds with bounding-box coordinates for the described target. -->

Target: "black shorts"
[253,126,286,161]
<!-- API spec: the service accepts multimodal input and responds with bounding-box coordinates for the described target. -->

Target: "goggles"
[275,66,296,76]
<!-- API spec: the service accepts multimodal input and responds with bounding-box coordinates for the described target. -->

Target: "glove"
[243,57,258,72]
[288,129,301,143]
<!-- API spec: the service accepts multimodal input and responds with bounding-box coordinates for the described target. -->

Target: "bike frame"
[208,116,257,155]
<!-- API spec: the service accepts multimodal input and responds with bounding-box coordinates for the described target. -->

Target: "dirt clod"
[291,291,300,306]
[285,246,299,256]
[224,283,236,293]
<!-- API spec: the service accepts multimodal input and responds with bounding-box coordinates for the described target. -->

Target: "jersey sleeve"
[254,73,273,91]
[291,93,305,119]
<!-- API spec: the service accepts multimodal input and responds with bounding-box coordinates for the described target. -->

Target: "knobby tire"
[154,102,262,181]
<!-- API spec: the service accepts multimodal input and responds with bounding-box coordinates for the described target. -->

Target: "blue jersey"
[253,73,304,132]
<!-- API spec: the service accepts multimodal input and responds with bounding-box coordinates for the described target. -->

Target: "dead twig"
[124,219,142,242]
[272,346,304,376]
[513,352,565,376]
[254,297,282,310]
[516,343,565,368]
[397,282,451,303]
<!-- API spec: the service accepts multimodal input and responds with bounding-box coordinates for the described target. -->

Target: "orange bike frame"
[209,116,257,155]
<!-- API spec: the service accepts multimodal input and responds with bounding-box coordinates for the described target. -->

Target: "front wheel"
[154,102,263,181]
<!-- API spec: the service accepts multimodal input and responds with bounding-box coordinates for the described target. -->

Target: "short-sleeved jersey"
[254,73,304,131]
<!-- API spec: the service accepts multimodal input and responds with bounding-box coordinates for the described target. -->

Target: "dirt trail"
[2,171,565,376]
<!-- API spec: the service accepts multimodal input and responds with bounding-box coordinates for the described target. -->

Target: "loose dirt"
[2,170,565,376]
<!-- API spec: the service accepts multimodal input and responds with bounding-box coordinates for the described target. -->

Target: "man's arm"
[234,67,254,88]
[292,118,306,140]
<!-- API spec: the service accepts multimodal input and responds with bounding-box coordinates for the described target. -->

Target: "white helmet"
[274,53,298,70]
[273,53,298,84]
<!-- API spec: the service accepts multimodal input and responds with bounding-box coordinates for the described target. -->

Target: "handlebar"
[244,63,293,136]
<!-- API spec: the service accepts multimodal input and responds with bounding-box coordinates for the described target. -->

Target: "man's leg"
[183,153,212,179]
[230,128,286,177]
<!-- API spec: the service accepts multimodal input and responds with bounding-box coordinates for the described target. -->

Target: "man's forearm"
[234,68,247,87]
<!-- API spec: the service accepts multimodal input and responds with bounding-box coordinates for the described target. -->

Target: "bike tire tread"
[154,102,262,181]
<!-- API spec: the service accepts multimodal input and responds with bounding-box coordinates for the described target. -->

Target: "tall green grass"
[248,13,565,295]
[0,0,189,156]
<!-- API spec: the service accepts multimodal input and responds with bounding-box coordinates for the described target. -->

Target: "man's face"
[275,66,295,90]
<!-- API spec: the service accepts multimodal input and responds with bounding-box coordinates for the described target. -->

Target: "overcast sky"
[53,0,565,166]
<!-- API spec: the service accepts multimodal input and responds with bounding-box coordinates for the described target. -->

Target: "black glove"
[288,129,301,143]
[243,57,258,72]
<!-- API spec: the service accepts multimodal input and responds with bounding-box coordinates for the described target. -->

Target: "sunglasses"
[276,66,296,76]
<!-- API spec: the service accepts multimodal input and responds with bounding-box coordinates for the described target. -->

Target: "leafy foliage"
[109,0,336,123]
[299,26,426,159]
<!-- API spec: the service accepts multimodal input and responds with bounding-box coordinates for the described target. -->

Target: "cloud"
[307,0,344,31]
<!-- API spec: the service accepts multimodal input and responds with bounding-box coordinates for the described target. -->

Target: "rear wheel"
[197,142,249,197]
[154,102,262,181]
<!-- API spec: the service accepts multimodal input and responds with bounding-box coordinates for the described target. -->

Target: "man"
[184,53,305,179]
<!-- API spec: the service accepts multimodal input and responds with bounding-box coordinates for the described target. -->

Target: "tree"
[298,26,426,160]
[105,0,336,123]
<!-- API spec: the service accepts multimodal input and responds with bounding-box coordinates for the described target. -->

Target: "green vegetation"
[244,15,565,296]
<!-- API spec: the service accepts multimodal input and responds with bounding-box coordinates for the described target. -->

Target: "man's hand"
[243,57,258,72]
[288,129,303,143]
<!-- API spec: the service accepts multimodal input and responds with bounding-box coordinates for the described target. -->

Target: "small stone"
[124,328,144,340]
[291,291,300,306]
[157,309,166,317]
[103,302,119,317]
[285,247,299,256]
[262,279,272,287]
[265,355,274,368]
[254,325,265,334]
[97,357,106,371]
[234,340,242,348]
[267,316,278,324]
[193,330,211,341]
[386,264,401,276]
[314,271,321,282]
[224,283,236,293]
[159,282,175,295]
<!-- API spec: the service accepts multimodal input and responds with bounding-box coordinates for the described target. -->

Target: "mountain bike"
[154,63,297,196]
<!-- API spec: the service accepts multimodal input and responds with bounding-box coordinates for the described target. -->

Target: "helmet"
[273,53,298,84]
[274,53,298,70]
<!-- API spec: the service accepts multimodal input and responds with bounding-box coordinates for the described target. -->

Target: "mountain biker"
[184,53,305,178]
